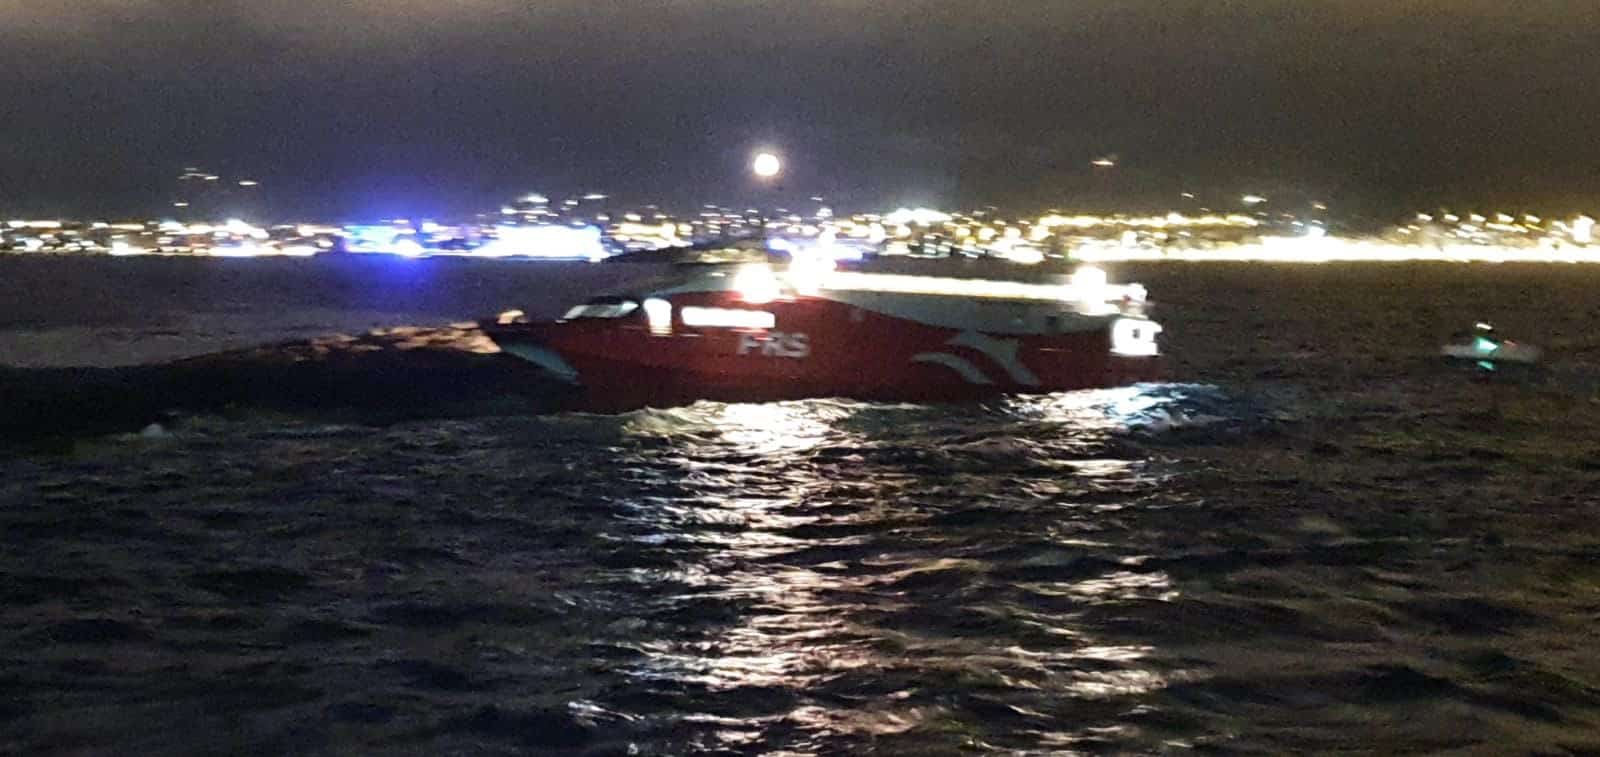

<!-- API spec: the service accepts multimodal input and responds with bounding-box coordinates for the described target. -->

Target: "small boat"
[483,250,1164,412]
[1441,322,1542,367]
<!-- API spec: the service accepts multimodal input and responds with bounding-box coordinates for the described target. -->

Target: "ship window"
[563,297,639,320]
[642,298,672,335]
[680,307,776,330]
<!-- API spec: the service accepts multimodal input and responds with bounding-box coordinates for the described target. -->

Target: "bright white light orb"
[1072,265,1109,291]
[752,152,782,179]
[1574,215,1595,245]
[733,263,782,304]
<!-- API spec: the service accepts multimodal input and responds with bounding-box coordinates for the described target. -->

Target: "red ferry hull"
[485,293,1162,412]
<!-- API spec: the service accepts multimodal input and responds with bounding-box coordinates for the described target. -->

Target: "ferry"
[483,249,1163,411]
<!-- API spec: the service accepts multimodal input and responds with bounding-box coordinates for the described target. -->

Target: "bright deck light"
[733,264,783,304]
[1072,265,1109,290]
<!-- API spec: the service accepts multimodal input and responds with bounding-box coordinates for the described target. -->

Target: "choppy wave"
[5,338,1600,753]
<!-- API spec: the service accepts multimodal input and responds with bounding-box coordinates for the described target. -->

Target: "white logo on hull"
[738,332,811,359]
[946,331,1040,386]
[913,331,1039,386]
[502,343,581,384]
[911,353,995,385]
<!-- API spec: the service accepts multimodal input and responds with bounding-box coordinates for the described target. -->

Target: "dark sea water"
[6,260,1600,754]
[6,380,1600,755]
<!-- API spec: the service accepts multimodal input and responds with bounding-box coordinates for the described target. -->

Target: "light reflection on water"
[16,373,1600,755]
[589,384,1218,752]
[713,402,852,454]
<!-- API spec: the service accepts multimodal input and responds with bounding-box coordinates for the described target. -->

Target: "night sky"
[3,1,1597,220]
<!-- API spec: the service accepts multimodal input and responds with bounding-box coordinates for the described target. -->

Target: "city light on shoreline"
[2,193,1595,264]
